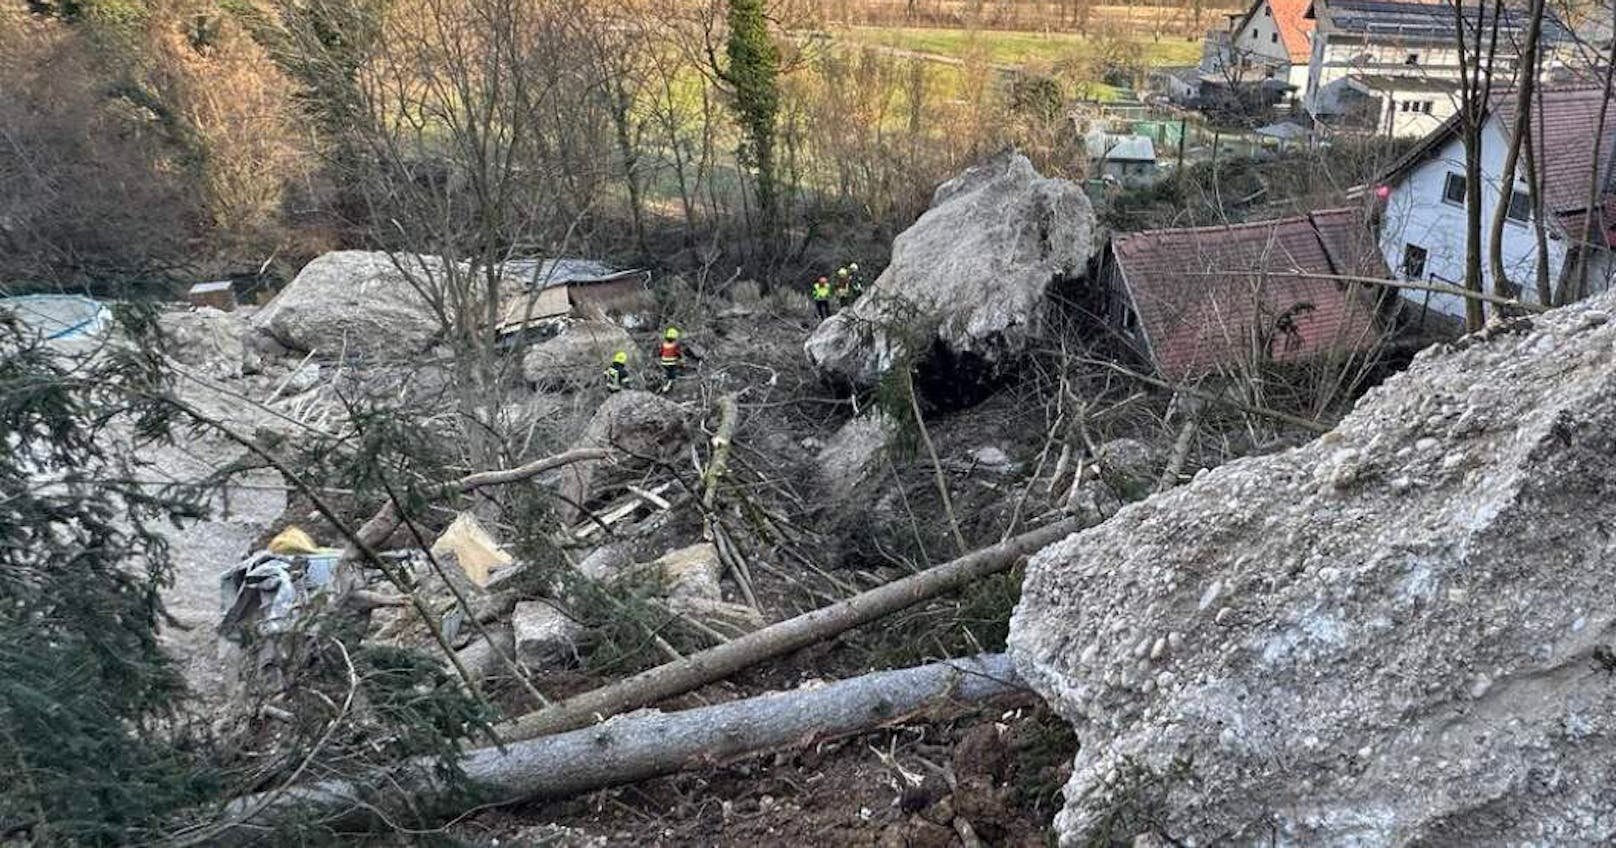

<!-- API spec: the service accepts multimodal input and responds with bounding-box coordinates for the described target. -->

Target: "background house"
[1303,0,1571,124]
[1343,74,1460,138]
[1371,84,1616,322]
[1089,133,1160,186]
[1097,209,1386,378]
[1200,0,1315,104]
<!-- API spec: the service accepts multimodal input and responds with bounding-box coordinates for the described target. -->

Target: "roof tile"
[1112,210,1386,379]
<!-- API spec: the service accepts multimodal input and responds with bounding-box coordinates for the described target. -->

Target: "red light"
[1374,184,1391,200]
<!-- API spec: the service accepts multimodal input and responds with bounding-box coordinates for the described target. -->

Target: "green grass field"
[833,26,1205,69]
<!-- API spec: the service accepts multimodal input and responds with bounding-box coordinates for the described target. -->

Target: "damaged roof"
[503,258,644,290]
[1110,209,1386,379]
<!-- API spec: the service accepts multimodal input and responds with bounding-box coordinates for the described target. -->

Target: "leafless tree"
[1453,0,1509,330]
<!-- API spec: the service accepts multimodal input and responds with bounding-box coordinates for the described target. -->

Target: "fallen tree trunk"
[201,655,1025,842]
[700,393,739,522]
[499,517,1082,742]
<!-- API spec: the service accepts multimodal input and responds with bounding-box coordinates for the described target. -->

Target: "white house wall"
[1377,120,1569,319]
[1307,39,1466,114]
[1207,0,1300,84]
[1233,2,1294,68]
[1374,90,1461,138]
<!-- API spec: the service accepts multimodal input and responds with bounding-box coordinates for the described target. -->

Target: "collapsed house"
[495,259,651,340]
[1096,208,1388,378]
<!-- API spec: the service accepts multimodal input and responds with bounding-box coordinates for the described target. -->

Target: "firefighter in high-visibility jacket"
[604,350,630,393]
[656,327,699,391]
[833,267,853,308]
[811,276,832,320]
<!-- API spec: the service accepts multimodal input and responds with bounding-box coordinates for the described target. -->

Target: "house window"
[1406,53,1421,65]
[1271,32,1279,43]
[1442,172,1467,205]
[1264,4,1271,14]
[1122,304,1139,331]
[1402,244,1429,279]
[1506,188,1531,222]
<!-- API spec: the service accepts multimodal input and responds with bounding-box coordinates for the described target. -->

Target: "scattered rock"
[643,542,722,600]
[576,543,636,582]
[556,390,690,523]
[816,413,895,502]
[969,445,1013,472]
[1093,438,1157,496]
[1009,291,1616,845]
[522,321,635,389]
[160,307,261,379]
[878,817,957,848]
[511,601,581,667]
[279,361,322,394]
[805,152,1094,397]
[455,624,515,682]
[245,327,291,360]
[953,723,1013,784]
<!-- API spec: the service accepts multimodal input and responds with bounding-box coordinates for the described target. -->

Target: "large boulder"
[1009,297,1616,845]
[254,251,448,358]
[805,153,1093,396]
[557,390,690,523]
[522,321,635,389]
[815,413,896,503]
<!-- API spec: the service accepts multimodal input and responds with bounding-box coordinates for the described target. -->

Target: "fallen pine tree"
[499,515,1084,742]
[191,654,1027,842]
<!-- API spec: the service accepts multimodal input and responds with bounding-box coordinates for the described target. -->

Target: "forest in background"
[0,0,1189,293]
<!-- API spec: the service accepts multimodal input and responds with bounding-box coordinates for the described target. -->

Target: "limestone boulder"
[522,321,635,389]
[805,153,1094,397]
[1009,298,1616,845]
[556,390,690,523]
[254,251,457,358]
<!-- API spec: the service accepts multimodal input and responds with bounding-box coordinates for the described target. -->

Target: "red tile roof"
[1111,210,1385,379]
[1268,0,1315,63]
[1233,0,1315,64]
[1495,84,1616,246]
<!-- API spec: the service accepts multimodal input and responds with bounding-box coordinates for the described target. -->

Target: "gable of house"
[1266,0,1315,62]
[1374,83,1616,247]
[1109,210,1385,379]
[1227,0,1314,66]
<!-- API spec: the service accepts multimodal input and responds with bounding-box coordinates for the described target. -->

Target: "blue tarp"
[0,294,112,341]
